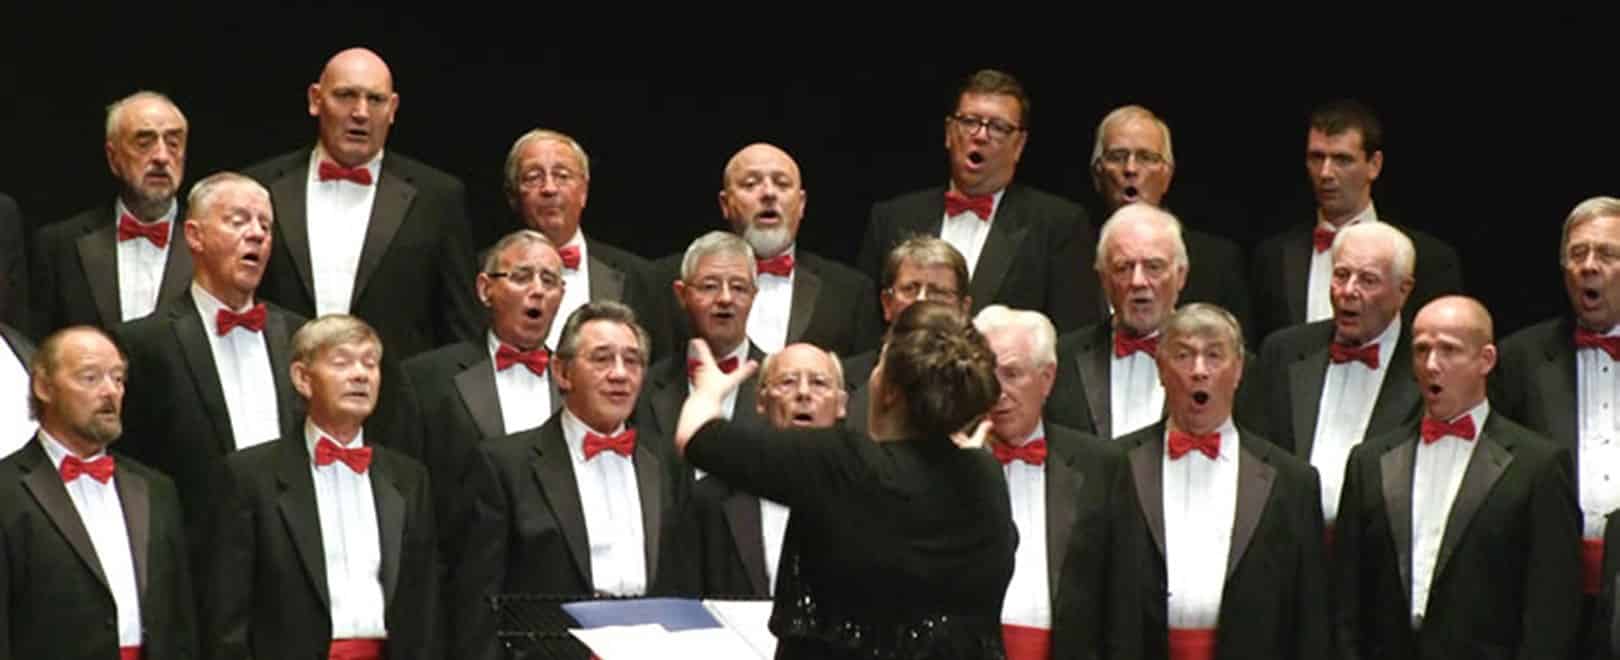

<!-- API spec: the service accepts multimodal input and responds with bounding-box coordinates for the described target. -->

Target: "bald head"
[308,47,399,168]
[1412,295,1496,422]
[719,142,806,258]
[1416,295,1494,346]
[756,342,846,429]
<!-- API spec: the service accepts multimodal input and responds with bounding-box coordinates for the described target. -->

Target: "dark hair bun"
[881,302,1000,440]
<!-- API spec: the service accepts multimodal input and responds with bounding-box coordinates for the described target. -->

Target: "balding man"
[1336,296,1580,659]
[32,91,194,335]
[1089,105,1252,337]
[245,47,480,364]
[1256,222,1423,530]
[658,143,880,357]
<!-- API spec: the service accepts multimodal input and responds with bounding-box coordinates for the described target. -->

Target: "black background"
[7,13,1614,338]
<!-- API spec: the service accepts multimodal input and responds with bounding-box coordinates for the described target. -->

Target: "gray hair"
[1161,303,1245,357]
[1094,203,1189,272]
[481,229,558,273]
[882,235,970,292]
[1090,104,1174,168]
[680,230,757,282]
[757,345,846,395]
[503,129,592,198]
[290,315,383,367]
[972,304,1057,367]
[105,90,187,140]
[1561,196,1620,261]
[186,172,269,219]
[554,300,651,362]
[1330,221,1417,284]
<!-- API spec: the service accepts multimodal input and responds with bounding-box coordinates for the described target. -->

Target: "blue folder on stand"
[561,597,722,632]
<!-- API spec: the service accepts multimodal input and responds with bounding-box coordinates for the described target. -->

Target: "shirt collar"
[114,197,178,227]
[310,143,384,183]
[1316,201,1379,231]
[304,418,366,457]
[37,429,108,469]
[559,406,627,462]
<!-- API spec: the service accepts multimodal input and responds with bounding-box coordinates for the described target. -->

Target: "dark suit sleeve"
[449,446,511,660]
[1520,447,1583,660]
[1333,444,1369,660]
[199,460,255,660]
[1039,206,1103,333]
[1293,464,1335,660]
[685,420,852,511]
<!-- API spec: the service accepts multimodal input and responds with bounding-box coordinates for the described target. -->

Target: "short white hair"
[1094,202,1188,272]
[503,129,591,197]
[1561,196,1620,261]
[972,304,1057,367]
[1330,221,1416,283]
[105,90,187,140]
[1090,104,1174,168]
[680,230,756,281]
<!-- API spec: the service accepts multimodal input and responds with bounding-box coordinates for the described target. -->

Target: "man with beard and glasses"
[32,91,194,335]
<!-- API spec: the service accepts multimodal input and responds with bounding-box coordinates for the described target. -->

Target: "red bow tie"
[216,303,267,335]
[1168,430,1221,460]
[317,160,374,185]
[60,455,116,484]
[1329,342,1379,369]
[314,437,373,473]
[757,253,795,277]
[1114,332,1159,358]
[945,190,994,220]
[117,214,169,248]
[993,439,1047,466]
[583,429,637,459]
[558,245,582,270]
[688,356,740,377]
[1575,328,1620,361]
[1420,415,1476,444]
[1312,226,1336,253]
[496,344,550,376]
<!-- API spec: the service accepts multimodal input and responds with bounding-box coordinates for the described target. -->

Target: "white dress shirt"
[746,245,794,355]
[550,230,591,352]
[1163,417,1239,629]
[560,408,647,596]
[39,431,143,646]
[304,421,387,639]
[1410,400,1488,625]
[114,198,177,322]
[192,283,280,450]
[1310,316,1400,522]
[939,189,1004,279]
[0,345,35,455]
[1000,422,1051,629]
[488,332,552,435]
[1577,325,1620,538]
[1110,332,1165,439]
[305,146,382,317]
[1305,204,1378,323]
[759,498,790,596]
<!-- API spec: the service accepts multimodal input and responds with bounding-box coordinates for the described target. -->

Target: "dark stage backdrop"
[6,15,1614,338]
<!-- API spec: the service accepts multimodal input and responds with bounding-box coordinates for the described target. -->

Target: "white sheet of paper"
[569,622,766,659]
[702,599,778,659]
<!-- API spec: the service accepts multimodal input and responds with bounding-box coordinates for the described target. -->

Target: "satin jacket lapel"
[19,442,109,590]
[1077,326,1112,439]
[1289,343,1331,459]
[723,490,769,595]
[532,425,592,586]
[1128,429,1167,559]
[968,195,1027,310]
[1539,321,1580,458]
[265,309,303,432]
[454,360,506,440]
[1282,228,1313,324]
[785,265,820,346]
[352,167,414,302]
[587,250,626,303]
[633,443,664,587]
[171,298,235,452]
[269,163,316,302]
[275,440,330,607]
[155,228,194,310]
[1366,335,1421,434]
[1380,439,1417,596]
[77,224,121,326]
[371,458,406,607]
[1227,438,1276,579]
[113,463,152,595]
[1045,443,1080,596]
[1433,424,1513,584]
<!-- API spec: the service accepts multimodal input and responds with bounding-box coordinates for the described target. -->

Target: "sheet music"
[569,623,763,659]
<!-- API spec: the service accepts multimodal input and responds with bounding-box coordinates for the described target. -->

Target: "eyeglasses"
[1107,258,1173,280]
[688,278,757,298]
[766,371,839,397]
[948,114,1024,141]
[518,168,582,190]
[577,348,646,373]
[1099,148,1167,168]
[889,282,960,303]
[488,266,564,292]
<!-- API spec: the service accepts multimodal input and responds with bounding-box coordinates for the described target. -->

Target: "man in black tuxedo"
[690,342,847,597]
[450,301,691,660]
[658,143,881,357]
[2,326,196,660]
[0,193,25,331]
[639,231,767,457]
[1105,303,1332,660]
[113,172,306,530]
[1492,195,1620,639]
[1088,105,1251,337]
[1336,296,1581,659]
[856,69,1102,334]
[503,128,668,359]
[1256,222,1422,532]
[31,91,194,336]
[0,322,35,455]
[244,47,480,363]
[972,304,1123,660]
[199,314,438,660]
[1250,99,1463,344]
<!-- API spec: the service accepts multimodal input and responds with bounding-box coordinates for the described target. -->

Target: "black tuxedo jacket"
[30,201,194,336]
[112,292,305,528]
[1036,424,1126,660]
[1105,421,1333,660]
[578,236,671,361]
[635,344,767,459]
[1334,414,1581,659]
[0,194,24,331]
[1491,316,1584,466]
[449,412,692,660]
[857,184,1105,333]
[1249,213,1463,345]
[199,435,439,660]
[0,324,32,369]
[652,248,883,358]
[1255,319,1422,458]
[1593,510,1620,659]
[243,148,481,361]
[0,440,197,660]
[1179,227,1253,344]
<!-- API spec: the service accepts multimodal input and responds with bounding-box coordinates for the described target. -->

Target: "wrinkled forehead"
[768,346,836,379]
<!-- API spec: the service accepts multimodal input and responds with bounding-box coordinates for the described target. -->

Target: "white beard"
[742,224,793,258]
